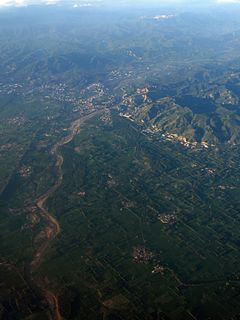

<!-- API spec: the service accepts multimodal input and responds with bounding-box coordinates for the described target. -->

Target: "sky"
[0,0,239,6]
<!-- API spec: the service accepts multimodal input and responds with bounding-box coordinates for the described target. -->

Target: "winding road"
[30,111,101,320]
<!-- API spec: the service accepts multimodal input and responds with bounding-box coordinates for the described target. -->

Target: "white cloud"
[0,0,98,6]
[0,0,60,6]
[217,0,240,2]
[1,0,240,8]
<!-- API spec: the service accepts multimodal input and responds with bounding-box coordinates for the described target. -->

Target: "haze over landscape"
[0,0,240,319]
[0,0,240,7]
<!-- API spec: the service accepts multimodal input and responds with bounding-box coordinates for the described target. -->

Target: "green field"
[1,5,240,319]
[33,111,240,319]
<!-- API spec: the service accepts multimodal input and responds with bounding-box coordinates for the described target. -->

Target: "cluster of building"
[0,82,23,95]
[77,191,86,197]
[201,167,216,176]
[133,246,154,264]
[152,264,165,274]
[19,166,32,178]
[119,112,134,121]
[0,80,114,117]
[7,115,26,126]
[100,109,112,125]
[218,185,235,190]
[158,213,177,224]
[109,69,134,81]
[0,143,12,152]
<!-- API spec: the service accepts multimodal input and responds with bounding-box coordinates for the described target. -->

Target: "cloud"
[217,0,240,2]
[0,0,60,6]
[0,0,99,6]
[1,0,240,7]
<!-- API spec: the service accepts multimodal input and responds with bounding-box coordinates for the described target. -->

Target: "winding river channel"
[30,111,100,320]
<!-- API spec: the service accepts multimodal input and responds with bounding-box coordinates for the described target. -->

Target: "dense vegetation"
[0,3,240,319]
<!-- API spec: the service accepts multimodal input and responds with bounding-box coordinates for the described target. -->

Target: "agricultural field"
[37,112,240,319]
[0,2,240,319]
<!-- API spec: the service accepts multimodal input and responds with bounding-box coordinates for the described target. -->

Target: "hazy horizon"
[1,0,240,8]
